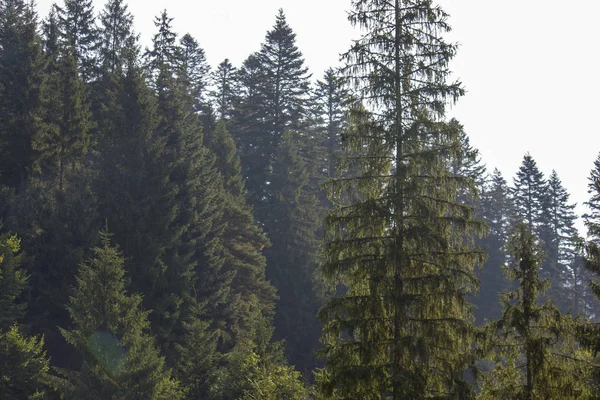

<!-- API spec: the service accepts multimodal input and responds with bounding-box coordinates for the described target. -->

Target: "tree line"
[1,0,600,398]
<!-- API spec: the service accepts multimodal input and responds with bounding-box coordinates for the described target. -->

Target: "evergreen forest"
[2,0,600,398]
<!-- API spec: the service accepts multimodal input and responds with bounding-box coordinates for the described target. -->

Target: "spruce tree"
[231,53,268,209]
[0,231,51,399]
[540,170,578,311]
[475,169,512,324]
[0,0,47,193]
[205,120,276,329]
[233,10,311,217]
[93,54,182,351]
[479,223,592,399]
[144,10,178,81]
[35,44,92,193]
[58,232,182,399]
[313,68,348,179]
[178,33,210,113]
[510,153,546,233]
[318,1,485,397]
[266,129,322,372]
[210,58,239,121]
[0,230,26,331]
[580,152,600,384]
[55,0,98,81]
[97,0,136,73]
[146,13,235,364]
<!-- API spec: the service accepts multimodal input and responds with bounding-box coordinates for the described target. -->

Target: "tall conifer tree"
[0,0,47,192]
[318,1,485,398]
[55,0,98,81]
[210,59,239,121]
[233,10,311,217]
[474,169,512,323]
[480,224,592,399]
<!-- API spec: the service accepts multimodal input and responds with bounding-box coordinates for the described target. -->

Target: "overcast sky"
[36,0,600,233]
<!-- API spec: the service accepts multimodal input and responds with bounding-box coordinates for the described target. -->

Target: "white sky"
[36,0,600,233]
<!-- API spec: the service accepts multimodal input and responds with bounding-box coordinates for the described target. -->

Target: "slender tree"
[540,170,578,311]
[35,44,92,193]
[0,0,47,193]
[265,129,322,373]
[210,58,239,121]
[55,0,99,80]
[0,230,52,399]
[474,168,512,324]
[97,0,136,73]
[178,33,210,112]
[318,1,485,397]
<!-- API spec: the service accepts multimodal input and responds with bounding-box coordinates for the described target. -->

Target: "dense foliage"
[0,0,599,398]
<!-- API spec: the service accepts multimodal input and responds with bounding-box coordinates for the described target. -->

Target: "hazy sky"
[36,0,600,233]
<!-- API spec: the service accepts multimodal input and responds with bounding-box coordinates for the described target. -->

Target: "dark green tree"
[540,170,578,311]
[34,44,92,193]
[146,14,236,365]
[145,10,178,81]
[479,223,592,399]
[579,153,600,385]
[0,231,52,399]
[233,10,311,217]
[265,129,322,373]
[58,232,182,399]
[0,230,26,331]
[97,0,136,73]
[510,153,546,233]
[317,1,485,397]
[55,0,98,81]
[178,33,209,113]
[0,0,47,193]
[205,120,276,330]
[210,58,239,121]
[313,68,348,179]
[474,169,512,324]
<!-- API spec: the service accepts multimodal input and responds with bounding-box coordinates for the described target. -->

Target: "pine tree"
[0,325,51,399]
[205,120,276,331]
[585,153,600,227]
[55,0,98,81]
[479,223,592,399]
[34,44,92,193]
[232,10,311,217]
[97,0,136,73]
[265,129,322,373]
[146,14,236,364]
[58,232,182,399]
[231,53,268,209]
[210,58,239,121]
[313,68,348,179]
[317,1,485,397]
[475,169,512,324]
[178,33,210,113]
[0,230,26,331]
[0,0,47,193]
[145,10,178,82]
[540,170,579,311]
[510,153,546,233]
[580,153,600,384]
[93,56,182,351]
[0,231,52,399]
